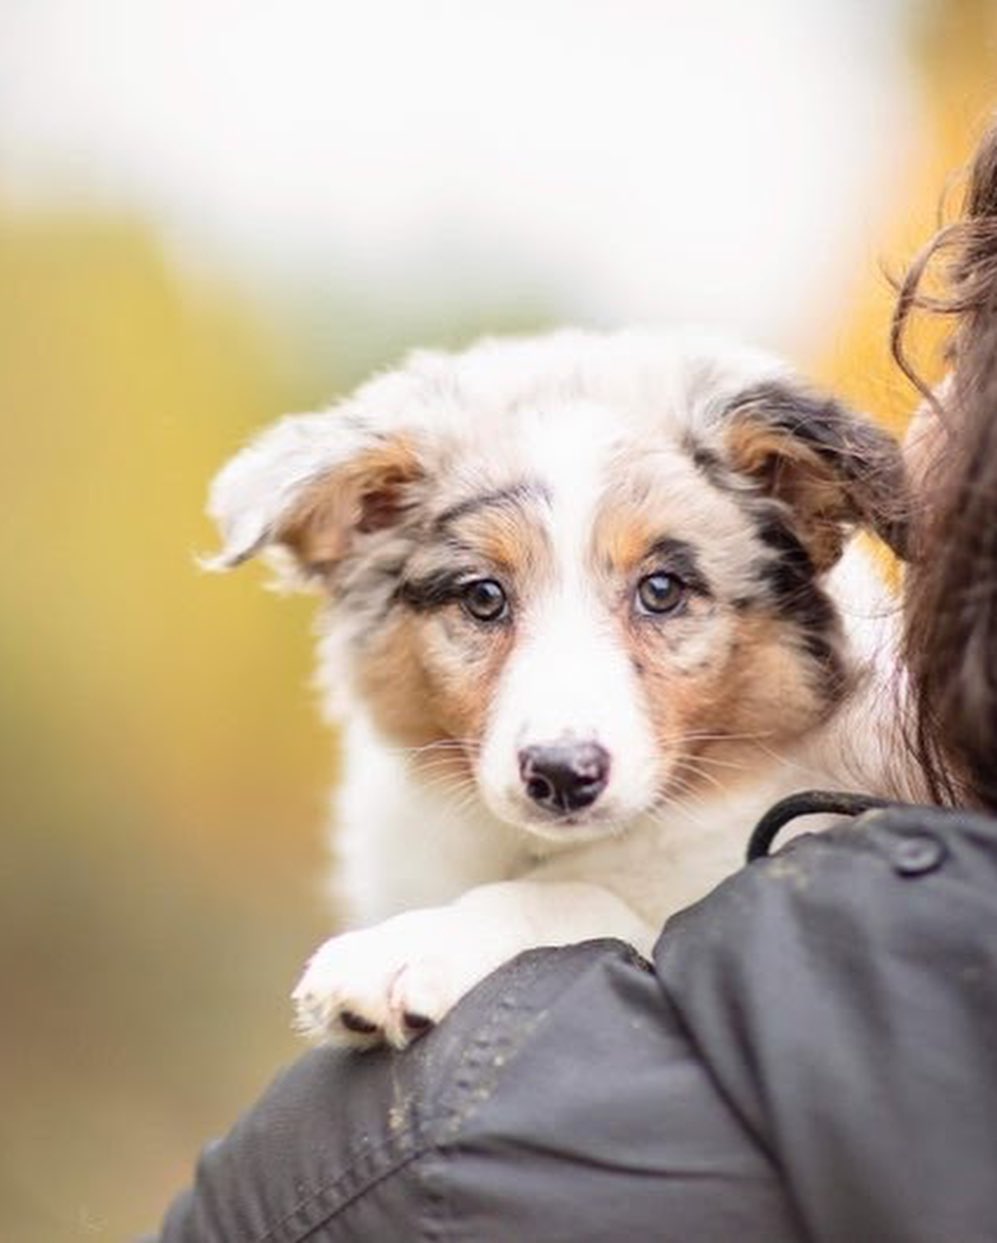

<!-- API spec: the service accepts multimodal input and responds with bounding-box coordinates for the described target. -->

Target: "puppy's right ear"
[204,410,424,580]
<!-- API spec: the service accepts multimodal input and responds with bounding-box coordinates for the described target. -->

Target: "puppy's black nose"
[518,742,610,814]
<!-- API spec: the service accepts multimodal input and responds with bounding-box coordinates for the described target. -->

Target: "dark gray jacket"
[151,804,997,1242]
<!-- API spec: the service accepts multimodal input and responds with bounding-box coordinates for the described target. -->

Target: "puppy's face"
[209,330,906,841]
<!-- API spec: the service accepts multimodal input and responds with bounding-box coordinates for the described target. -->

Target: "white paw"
[291,907,492,1050]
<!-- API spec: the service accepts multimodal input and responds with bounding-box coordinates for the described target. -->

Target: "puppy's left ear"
[719,382,909,570]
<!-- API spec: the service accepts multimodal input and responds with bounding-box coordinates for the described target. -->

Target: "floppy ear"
[719,381,909,570]
[204,409,424,579]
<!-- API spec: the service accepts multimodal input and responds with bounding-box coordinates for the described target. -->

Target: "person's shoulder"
[658,800,997,978]
[654,800,997,1077]
[655,802,997,1243]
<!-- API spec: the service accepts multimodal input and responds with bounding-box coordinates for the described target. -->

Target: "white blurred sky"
[0,0,919,351]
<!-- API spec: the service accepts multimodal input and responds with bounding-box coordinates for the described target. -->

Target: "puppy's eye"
[636,572,685,616]
[461,578,509,623]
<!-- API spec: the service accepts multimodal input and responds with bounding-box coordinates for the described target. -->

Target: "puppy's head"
[209,329,907,840]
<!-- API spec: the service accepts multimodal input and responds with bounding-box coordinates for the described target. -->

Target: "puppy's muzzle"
[518,742,610,814]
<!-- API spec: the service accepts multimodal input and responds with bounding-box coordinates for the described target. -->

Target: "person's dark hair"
[892,117,997,810]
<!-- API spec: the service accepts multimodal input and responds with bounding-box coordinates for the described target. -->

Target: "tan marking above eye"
[591,505,659,577]
[455,506,553,580]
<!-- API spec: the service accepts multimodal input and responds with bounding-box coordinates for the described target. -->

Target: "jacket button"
[891,834,946,877]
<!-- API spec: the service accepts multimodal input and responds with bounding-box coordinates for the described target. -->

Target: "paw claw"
[340,1010,381,1036]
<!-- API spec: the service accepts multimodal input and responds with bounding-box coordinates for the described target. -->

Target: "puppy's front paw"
[292,907,484,1050]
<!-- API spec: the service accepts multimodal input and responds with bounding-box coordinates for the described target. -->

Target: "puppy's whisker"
[752,739,831,785]
[411,757,473,776]
[671,765,726,795]
[415,772,479,798]
[672,751,754,774]
[391,738,481,759]
[664,729,776,745]
[655,789,712,833]
[669,760,728,796]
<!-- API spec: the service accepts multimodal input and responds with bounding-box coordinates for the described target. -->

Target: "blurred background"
[1,1,994,1238]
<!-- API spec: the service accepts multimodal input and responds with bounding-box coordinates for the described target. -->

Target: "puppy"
[208,327,908,1048]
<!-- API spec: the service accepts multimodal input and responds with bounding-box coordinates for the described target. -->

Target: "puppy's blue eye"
[636,572,685,615]
[461,579,508,623]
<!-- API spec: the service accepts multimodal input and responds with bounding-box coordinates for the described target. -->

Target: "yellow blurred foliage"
[816,0,997,428]
[0,209,332,878]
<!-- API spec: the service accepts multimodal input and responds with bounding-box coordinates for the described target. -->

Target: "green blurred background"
[0,2,994,1238]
